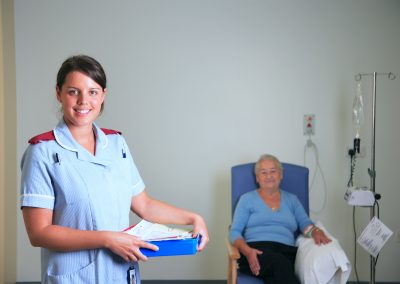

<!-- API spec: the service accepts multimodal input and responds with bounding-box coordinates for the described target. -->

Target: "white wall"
[15,0,400,281]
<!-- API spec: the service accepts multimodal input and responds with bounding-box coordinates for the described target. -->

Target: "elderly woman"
[229,154,331,283]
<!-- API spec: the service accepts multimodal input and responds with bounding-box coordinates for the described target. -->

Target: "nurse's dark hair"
[56,55,107,112]
[254,154,283,174]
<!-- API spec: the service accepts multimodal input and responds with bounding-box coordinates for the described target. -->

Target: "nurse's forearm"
[28,225,112,251]
[130,191,209,251]
[23,207,117,251]
[131,191,201,225]
[25,222,156,256]
[142,198,201,225]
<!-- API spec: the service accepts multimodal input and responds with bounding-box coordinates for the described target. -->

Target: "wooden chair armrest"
[226,237,240,284]
[226,238,241,260]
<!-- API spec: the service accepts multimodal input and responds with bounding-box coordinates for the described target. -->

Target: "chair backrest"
[231,162,309,216]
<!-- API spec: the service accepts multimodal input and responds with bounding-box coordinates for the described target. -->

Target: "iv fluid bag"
[352,81,365,130]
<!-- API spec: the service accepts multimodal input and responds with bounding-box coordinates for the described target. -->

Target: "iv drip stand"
[354,72,396,284]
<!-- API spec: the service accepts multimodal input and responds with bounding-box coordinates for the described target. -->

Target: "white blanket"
[295,221,351,284]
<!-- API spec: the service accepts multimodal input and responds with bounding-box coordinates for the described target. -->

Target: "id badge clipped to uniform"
[127,265,137,284]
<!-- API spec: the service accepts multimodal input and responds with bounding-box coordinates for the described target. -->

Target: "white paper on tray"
[125,220,193,241]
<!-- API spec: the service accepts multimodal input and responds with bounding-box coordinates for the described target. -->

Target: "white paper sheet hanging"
[357,216,393,257]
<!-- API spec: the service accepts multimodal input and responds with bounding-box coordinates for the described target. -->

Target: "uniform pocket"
[46,249,97,282]
[47,260,96,284]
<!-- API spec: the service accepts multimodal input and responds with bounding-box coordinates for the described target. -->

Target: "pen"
[55,153,61,165]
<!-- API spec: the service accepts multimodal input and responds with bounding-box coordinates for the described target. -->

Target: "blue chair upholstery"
[229,162,309,284]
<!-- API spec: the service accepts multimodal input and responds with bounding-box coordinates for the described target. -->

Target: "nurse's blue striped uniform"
[20,119,144,283]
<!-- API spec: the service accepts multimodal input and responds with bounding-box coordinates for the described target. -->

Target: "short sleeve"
[20,145,55,210]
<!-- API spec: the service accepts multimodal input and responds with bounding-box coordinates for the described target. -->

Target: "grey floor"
[142,280,226,284]
[17,281,400,284]
[17,281,225,284]
[16,280,400,284]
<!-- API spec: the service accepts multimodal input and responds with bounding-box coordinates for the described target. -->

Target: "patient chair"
[227,162,351,284]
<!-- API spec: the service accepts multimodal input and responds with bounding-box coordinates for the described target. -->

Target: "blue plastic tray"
[140,235,200,257]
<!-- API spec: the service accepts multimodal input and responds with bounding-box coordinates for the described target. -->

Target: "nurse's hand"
[103,231,159,262]
[192,215,209,251]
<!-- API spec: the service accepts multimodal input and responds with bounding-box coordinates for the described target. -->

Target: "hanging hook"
[355,72,396,81]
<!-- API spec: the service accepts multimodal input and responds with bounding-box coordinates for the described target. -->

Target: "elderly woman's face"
[255,159,282,191]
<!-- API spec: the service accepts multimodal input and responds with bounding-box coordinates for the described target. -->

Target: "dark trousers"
[238,241,300,284]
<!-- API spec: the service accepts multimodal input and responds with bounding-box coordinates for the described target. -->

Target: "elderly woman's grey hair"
[254,154,283,174]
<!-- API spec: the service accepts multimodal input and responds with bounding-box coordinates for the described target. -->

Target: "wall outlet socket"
[303,114,315,135]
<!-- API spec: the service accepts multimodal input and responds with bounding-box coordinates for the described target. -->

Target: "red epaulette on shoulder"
[101,128,122,135]
[28,131,56,145]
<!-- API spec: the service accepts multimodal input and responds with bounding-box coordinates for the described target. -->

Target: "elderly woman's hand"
[243,247,263,276]
[311,227,332,245]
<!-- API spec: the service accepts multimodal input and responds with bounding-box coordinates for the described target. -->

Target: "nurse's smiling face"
[56,71,106,129]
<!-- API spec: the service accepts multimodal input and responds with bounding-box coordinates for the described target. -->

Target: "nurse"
[20,55,209,284]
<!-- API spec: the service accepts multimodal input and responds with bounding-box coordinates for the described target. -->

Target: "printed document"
[357,216,393,257]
